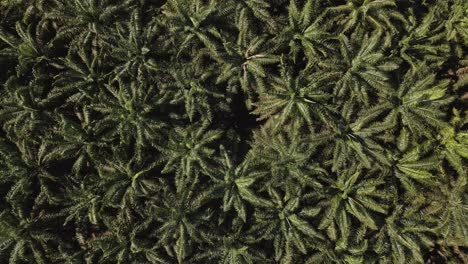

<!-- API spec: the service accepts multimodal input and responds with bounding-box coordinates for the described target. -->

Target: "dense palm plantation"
[0,0,467,263]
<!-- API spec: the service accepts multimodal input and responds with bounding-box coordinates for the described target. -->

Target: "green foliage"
[0,0,467,263]
[252,63,336,130]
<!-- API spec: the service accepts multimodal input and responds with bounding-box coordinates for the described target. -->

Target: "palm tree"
[162,0,226,60]
[437,111,468,176]
[0,210,68,264]
[4,140,63,208]
[0,21,53,76]
[315,168,392,249]
[191,228,268,263]
[247,186,325,262]
[157,121,223,189]
[45,108,107,175]
[97,151,159,221]
[216,34,279,95]
[445,0,468,49]
[247,120,327,188]
[326,0,407,35]
[386,137,441,196]
[168,63,226,121]
[91,80,167,161]
[85,216,152,264]
[60,181,101,227]
[0,77,55,139]
[318,30,400,106]
[50,42,107,106]
[310,103,393,172]
[275,0,335,64]
[251,64,337,130]
[148,186,216,264]
[373,205,438,264]
[46,0,133,47]
[105,8,162,81]
[399,7,450,70]
[204,145,267,223]
[227,0,277,33]
[379,64,454,139]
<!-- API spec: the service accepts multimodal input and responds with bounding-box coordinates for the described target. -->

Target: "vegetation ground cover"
[0,0,467,263]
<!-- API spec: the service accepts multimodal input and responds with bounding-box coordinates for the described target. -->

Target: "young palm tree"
[252,64,337,130]
[203,145,267,223]
[105,9,162,81]
[315,168,392,248]
[326,0,407,35]
[379,64,454,139]
[45,108,107,175]
[148,185,217,264]
[274,0,335,64]
[162,0,226,60]
[91,80,167,161]
[247,186,325,262]
[217,33,279,95]
[157,121,223,189]
[319,30,400,106]
[46,0,133,47]
[373,205,438,264]
[0,77,55,139]
[0,210,68,264]
[399,7,450,70]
